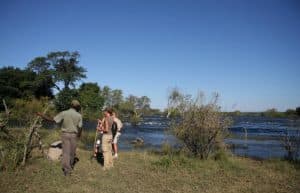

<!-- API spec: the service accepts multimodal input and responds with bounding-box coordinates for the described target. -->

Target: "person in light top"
[111,110,123,159]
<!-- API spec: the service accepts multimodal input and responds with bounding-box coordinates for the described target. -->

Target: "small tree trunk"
[2,99,9,115]
[22,104,50,166]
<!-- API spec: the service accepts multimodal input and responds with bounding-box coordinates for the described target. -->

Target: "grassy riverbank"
[0,148,299,193]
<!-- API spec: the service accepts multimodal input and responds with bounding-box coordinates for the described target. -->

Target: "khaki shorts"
[112,132,121,144]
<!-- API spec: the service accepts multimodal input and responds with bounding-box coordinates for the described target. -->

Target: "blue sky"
[0,0,299,111]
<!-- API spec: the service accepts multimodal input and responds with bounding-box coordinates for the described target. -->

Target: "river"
[83,115,300,160]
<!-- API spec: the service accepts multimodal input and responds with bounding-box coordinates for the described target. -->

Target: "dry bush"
[168,89,232,159]
[282,129,300,161]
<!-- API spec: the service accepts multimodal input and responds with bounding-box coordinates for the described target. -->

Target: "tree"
[263,108,283,117]
[117,95,152,126]
[0,66,38,100]
[137,96,151,110]
[101,86,112,107]
[27,56,57,96]
[28,57,51,74]
[233,110,241,116]
[126,95,138,107]
[0,67,24,99]
[121,95,151,114]
[111,89,123,108]
[296,107,300,116]
[117,95,134,115]
[285,109,296,116]
[101,87,124,108]
[266,108,277,113]
[78,83,104,119]
[167,88,190,117]
[47,51,86,90]
[28,51,87,91]
[55,89,79,111]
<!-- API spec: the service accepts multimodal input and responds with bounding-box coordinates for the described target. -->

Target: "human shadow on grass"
[93,152,104,166]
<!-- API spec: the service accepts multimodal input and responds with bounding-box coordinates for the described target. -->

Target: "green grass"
[1,129,299,193]
[0,149,299,193]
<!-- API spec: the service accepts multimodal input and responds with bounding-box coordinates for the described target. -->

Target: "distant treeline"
[0,50,160,123]
[224,108,300,118]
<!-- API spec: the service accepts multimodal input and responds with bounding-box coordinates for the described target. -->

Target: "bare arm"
[36,112,55,123]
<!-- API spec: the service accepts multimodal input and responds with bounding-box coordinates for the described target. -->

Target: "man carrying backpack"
[111,110,123,159]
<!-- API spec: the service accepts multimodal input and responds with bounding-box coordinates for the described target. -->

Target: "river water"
[86,116,300,159]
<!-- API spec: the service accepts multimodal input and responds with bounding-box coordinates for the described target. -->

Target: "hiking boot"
[62,168,70,176]
[71,157,80,169]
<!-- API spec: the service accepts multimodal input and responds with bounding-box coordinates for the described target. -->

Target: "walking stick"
[92,119,102,159]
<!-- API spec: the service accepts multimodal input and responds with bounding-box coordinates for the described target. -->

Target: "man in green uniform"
[37,100,82,176]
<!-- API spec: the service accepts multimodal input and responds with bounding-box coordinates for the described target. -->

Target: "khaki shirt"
[54,108,82,133]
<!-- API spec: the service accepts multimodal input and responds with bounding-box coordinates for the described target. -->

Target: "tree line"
[225,108,300,118]
[0,51,158,122]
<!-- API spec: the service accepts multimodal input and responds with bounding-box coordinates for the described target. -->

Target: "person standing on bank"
[37,100,83,176]
[99,108,114,170]
[111,110,123,159]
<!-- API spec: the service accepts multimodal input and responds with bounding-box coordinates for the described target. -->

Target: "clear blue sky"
[0,0,299,111]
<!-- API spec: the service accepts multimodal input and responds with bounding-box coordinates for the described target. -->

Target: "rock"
[47,141,62,161]
[131,137,144,145]
[50,140,62,148]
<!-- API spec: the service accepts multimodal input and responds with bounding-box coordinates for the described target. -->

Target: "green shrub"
[0,98,51,170]
[285,109,296,116]
[152,156,172,169]
[9,97,53,126]
[296,107,300,116]
[130,112,141,126]
[213,149,229,161]
[79,130,96,149]
[151,153,196,171]
[78,82,104,120]
[0,128,26,171]
[55,88,79,112]
[39,129,61,146]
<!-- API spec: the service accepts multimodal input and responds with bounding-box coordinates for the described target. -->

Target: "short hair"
[104,108,113,115]
[111,109,117,116]
[71,100,80,107]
